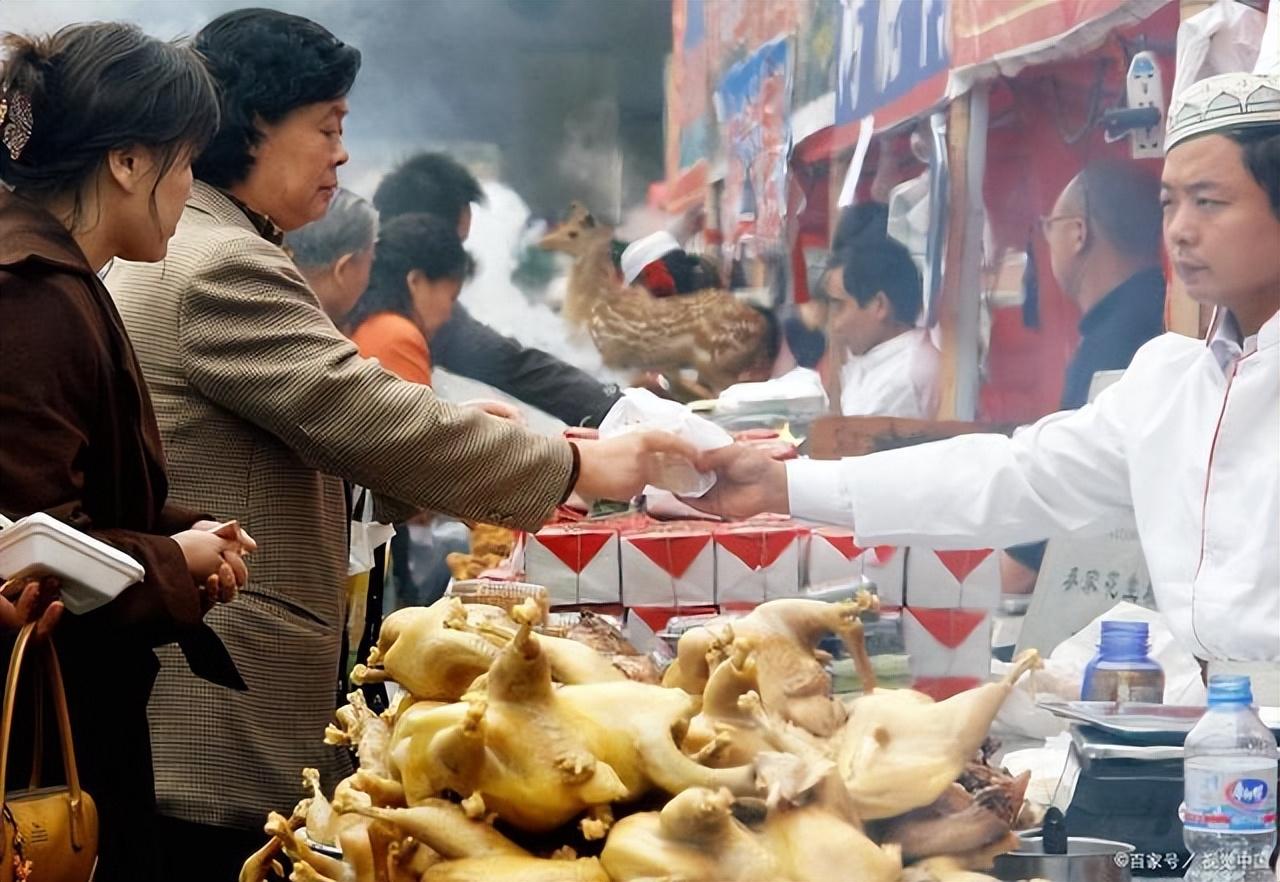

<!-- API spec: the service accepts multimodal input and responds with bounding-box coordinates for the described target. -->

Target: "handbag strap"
[0,624,90,849]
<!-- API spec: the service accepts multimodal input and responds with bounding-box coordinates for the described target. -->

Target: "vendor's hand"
[572,431,700,502]
[464,399,525,424]
[0,576,63,638]
[685,443,789,520]
[172,529,246,607]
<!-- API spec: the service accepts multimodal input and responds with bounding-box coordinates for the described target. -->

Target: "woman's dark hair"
[345,213,473,332]
[783,314,826,369]
[1224,126,1280,220]
[661,250,720,294]
[0,23,218,223]
[374,151,485,224]
[192,8,361,188]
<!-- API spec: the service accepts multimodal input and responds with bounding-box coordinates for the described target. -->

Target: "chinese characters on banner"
[835,0,949,129]
[716,37,793,246]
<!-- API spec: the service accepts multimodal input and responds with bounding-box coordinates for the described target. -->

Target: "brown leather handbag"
[0,624,98,882]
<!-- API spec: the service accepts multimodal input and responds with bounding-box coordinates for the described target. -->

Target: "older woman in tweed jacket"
[106,9,692,880]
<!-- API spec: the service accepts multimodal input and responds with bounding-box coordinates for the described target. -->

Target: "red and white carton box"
[524,524,621,606]
[807,527,861,589]
[715,523,804,606]
[905,548,1000,610]
[860,544,906,608]
[902,607,992,700]
[620,525,716,607]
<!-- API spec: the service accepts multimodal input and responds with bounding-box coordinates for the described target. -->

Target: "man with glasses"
[1039,159,1167,411]
[1004,160,1167,592]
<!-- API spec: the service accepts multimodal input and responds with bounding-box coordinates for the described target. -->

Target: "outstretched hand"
[573,431,702,502]
[683,443,790,520]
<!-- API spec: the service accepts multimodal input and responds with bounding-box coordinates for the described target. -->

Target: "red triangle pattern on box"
[818,531,858,561]
[716,530,795,570]
[871,545,896,566]
[629,605,718,634]
[912,675,984,701]
[628,533,712,579]
[537,530,614,574]
[906,607,988,649]
[934,549,993,583]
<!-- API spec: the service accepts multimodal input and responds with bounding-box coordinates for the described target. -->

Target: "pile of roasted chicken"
[242,591,1047,882]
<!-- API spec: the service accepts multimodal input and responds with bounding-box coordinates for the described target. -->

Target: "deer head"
[538,201,612,257]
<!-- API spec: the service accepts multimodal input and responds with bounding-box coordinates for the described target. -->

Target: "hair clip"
[1,91,33,161]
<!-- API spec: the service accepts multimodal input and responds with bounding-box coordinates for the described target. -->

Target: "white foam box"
[714,523,804,606]
[0,512,142,614]
[620,525,716,607]
[902,606,993,681]
[904,548,1000,610]
[524,524,620,606]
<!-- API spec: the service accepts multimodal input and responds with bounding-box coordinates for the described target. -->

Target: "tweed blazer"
[107,182,573,828]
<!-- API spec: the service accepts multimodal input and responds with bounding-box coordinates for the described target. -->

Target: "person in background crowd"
[104,11,694,879]
[783,312,828,377]
[693,71,1280,692]
[344,213,473,386]
[1002,159,1167,594]
[820,235,940,419]
[0,23,253,881]
[831,200,891,255]
[621,229,721,297]
[287,186,378,323]
[373,152,623,426]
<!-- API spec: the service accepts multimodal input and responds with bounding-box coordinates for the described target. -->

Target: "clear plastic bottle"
[1080,620,1165,703]
[1182,675,1278,882]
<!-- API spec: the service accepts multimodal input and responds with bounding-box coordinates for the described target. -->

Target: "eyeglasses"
[1039,213,1083,237]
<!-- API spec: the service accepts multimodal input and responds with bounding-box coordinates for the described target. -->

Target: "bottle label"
[1183,761,1278,833]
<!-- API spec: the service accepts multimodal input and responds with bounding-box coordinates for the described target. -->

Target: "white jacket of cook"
[786,311,1279,664]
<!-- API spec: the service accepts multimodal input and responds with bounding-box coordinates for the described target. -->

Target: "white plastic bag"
[348,486,396,577]
[598,388,733,497]
[1172,0,1268,99]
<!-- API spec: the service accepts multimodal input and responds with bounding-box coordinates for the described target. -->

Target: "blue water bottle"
[1080,620,1165,703]
[1181,675,1278,882]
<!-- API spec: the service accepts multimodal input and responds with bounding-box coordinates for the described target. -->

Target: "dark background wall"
[0,0,673,216]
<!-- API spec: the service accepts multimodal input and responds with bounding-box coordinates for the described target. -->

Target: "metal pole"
[953,84,989,421]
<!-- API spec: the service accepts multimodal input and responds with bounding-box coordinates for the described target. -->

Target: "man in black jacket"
[1002,159,1166,592]
[374,152,621,427]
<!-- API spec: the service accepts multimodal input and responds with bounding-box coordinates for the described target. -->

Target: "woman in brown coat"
[0,24,254,881]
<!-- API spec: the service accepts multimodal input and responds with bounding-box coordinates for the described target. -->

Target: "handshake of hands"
[572,435,790,519]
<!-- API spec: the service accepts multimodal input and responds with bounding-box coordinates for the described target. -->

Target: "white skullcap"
[1166,72,1280,152]
[620,231,680,285]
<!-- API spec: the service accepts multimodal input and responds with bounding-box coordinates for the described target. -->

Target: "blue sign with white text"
[835,0,949,125]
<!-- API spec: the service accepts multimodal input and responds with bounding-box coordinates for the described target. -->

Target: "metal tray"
[1039,700,1280,743]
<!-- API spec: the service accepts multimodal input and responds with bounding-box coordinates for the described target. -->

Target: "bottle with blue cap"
[1080,620,1164,703]
[1181,675,1278,881]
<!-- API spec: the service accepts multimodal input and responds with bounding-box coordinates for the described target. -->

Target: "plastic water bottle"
[1080,620,1165,703]
[1182,675,1278,881]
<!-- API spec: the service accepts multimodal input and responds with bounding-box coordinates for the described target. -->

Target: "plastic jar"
[1080,620,1165,703]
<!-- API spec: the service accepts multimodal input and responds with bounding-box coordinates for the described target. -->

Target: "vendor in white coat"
[694,72,1280,689]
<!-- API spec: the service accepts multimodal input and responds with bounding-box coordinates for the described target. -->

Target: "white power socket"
[1126,50,1164,159]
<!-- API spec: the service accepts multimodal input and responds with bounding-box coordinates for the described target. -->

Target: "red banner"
[949,0,1135,68]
